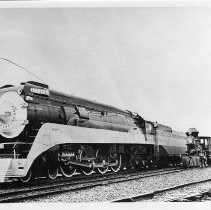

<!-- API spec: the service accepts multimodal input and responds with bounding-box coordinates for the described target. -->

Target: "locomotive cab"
[198,136,211,163]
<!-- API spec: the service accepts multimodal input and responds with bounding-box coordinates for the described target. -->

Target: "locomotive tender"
[0,81,188,182]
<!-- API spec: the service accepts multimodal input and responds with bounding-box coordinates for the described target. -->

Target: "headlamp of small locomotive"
[0,91,28,138]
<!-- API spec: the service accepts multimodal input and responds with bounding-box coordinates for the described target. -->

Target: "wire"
[0,57,47,85]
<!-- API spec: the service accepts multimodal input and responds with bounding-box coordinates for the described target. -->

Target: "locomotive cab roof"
[186,128,199,136]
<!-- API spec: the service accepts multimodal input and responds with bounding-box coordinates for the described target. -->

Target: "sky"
[0,6,211,135]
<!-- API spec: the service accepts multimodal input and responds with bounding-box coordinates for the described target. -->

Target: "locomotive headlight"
[0,91,28,138]
[0,102,14,126]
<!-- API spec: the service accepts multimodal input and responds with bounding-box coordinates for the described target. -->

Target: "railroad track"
[0,167,185,202]
[169,190,211,201]
[112,178,211,202]
[0,166,180,189]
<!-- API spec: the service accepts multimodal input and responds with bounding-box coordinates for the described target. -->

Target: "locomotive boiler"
[0,81,188,183]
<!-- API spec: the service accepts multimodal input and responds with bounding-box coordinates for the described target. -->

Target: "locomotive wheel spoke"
[47,165,58,180]
[95,149,108,174]
[60,162,76,178]
[96,166,108,174]
[79,145,94,176]
[19,169,32,183]
[110,154,122,173]
[80,167,94,176]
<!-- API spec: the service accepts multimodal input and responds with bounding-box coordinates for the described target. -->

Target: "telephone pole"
[153,121,159,166]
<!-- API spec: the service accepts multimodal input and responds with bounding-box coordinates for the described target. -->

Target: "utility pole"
[153,121,159,166]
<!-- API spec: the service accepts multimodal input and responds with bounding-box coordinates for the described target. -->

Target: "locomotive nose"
[0,91,28,138]
[0,102,13,125]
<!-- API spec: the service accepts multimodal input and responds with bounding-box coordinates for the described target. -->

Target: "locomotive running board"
[68,160,118,168]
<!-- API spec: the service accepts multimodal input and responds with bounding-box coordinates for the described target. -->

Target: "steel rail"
[111,178,211,202]
[0,167,182,189]
[167,189,211,202]
[0,167,185,203]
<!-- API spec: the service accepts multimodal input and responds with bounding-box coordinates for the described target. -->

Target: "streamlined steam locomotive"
[0,81,203,183]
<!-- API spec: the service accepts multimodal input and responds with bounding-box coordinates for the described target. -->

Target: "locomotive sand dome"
[0,81,192,182]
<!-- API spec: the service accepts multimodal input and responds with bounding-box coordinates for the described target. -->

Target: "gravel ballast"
[23,167,211,202]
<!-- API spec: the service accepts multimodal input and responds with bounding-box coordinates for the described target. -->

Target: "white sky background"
[0,6,211,135]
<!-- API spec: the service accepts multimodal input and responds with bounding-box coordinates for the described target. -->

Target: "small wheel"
[19,169,32,183]
[47,165,58,180]
[80,167,94,176]
[148,160,155,169]
[60,162,76,178]
[110,155,121,173]
[130,159,139,170]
